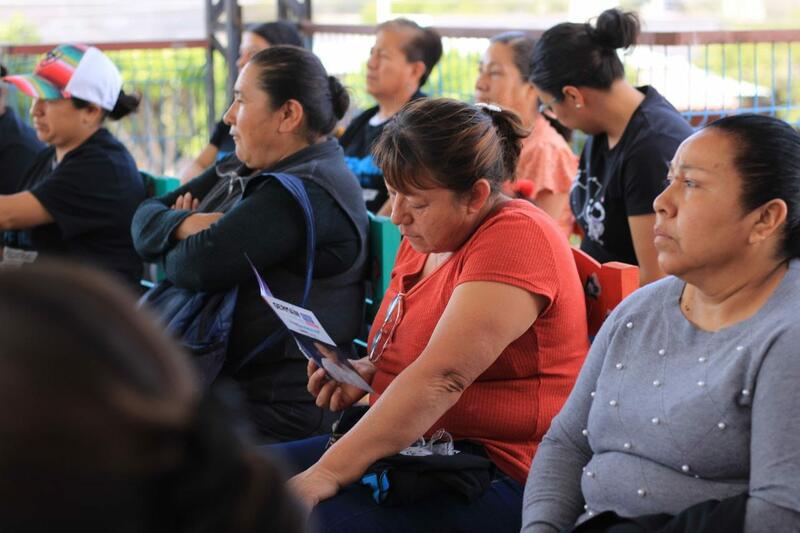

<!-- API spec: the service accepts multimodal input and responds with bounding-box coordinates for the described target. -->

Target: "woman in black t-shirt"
[0,44,145,286]
[529,8,693,285]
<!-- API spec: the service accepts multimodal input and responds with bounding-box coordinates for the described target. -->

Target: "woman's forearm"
[131,200,192,260]
[314,361,468,487]
[312,281,546,489]
[162,183,303,291]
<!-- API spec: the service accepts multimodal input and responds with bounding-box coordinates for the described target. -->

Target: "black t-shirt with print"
[570,86,694,265]
[3,128,146,285]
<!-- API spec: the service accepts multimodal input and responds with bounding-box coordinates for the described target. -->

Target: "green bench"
[140,171,181,198]
[354,212,401,352]
[366,212,402,322]
[139,171,182,288]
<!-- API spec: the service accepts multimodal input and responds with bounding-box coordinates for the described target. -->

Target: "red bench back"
[571,248,639,337]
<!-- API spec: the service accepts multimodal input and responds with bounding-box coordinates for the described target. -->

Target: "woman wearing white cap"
[1,44,145,286]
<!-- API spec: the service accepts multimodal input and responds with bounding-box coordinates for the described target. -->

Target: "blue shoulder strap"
[233,172,316,372]
[271,172,316,304]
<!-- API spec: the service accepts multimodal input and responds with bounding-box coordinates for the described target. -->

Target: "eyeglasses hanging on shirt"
[368,291,405,363]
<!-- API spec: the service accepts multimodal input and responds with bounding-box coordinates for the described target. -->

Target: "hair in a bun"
[108,90,141,120]
[591,9,640,50]
[327,75,350,121]
[249,45,347,141]
[530,8,639,96]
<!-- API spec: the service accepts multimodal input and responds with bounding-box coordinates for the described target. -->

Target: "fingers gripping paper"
[248,258,373,392]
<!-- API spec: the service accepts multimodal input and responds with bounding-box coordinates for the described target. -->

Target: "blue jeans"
[262,435,524,533]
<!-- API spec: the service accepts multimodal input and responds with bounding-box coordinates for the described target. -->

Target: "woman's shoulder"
[629,86,694,147]
[308,142,369,210]
[452,201,580,306]
[521,128,577,167]
[61,130,139,180]
[464,200,573,267]
[66,129,134,166]
[518,123,578,193]
[86,128,132,152]
[760,259,800,323]
[488,198,541,218]
[273,141,357,188]
[477,200,561,237]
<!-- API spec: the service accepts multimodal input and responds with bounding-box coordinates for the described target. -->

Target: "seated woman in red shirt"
[282,98,589,531]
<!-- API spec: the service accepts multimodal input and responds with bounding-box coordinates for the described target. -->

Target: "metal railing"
[2,27,798,175]
[309,24,800,130]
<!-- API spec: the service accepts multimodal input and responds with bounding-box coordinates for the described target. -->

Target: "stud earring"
[575,104,583,109]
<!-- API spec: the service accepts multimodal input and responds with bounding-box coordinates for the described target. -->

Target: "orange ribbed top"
[369,200,589,483]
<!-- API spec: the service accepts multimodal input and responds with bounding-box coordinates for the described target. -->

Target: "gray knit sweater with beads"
[522,260,800,533]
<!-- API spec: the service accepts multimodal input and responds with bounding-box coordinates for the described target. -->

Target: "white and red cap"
[2,44,122,111]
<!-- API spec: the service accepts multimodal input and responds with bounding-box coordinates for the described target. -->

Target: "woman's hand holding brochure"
[307,355,376,411]
[248,257,374,392]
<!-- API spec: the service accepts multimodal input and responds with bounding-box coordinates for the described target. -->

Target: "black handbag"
[328,406,495,506]
[360,445,495,506]
[139,172,316,387]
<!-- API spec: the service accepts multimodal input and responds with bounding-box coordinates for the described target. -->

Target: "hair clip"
[474,102,502,113]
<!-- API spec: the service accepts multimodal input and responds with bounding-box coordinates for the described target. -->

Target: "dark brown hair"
[705,114,800,260]
[250,45,348,143]
[0,261,303,533]
[378,18,443,87]
[71,89,141,121]
[247,21,303,48]
[372,98,529,194]
[531,8,640,96]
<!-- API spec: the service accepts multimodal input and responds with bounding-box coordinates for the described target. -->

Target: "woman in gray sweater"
[522,114,800,533]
